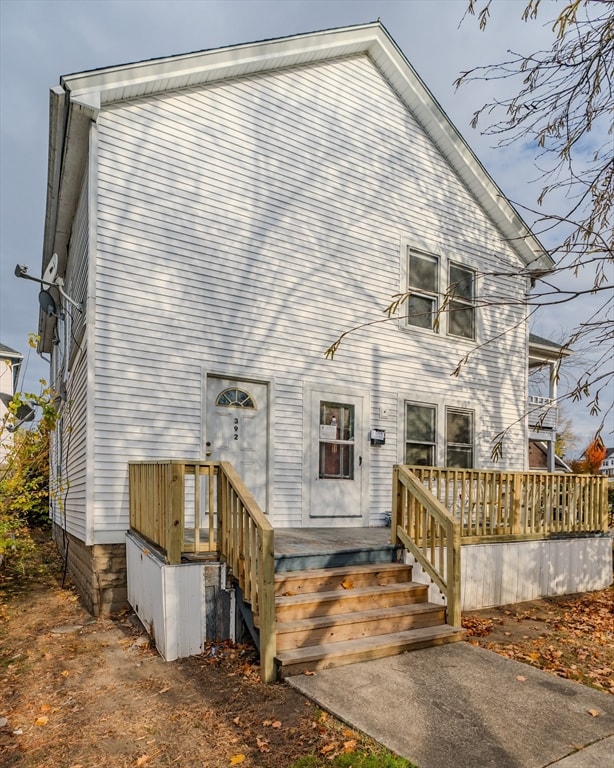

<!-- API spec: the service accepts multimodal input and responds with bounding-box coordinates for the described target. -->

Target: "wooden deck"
[128,461,609,681]
[274,527,391,556]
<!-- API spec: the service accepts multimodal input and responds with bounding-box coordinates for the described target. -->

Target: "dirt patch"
[2,535,611,767]
[462,588,614,693]
[0,534,405,768]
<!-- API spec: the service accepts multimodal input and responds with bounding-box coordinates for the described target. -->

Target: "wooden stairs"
[273,559,464,677]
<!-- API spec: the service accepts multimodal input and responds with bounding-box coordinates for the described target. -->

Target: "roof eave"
[39,22,553,352]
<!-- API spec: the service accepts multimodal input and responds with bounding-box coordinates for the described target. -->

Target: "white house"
[600,448,614,478]
[36,23,609,673]
[0,343,24,465]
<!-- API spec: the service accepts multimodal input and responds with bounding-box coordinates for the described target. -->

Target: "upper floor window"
[448,264,475,339]
[407,249,438,330]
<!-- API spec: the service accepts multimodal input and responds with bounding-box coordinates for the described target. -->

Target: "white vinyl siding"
[65,172,89,367]
[89,54,529,540]
[50,171,89,539]
[50,349,88,539]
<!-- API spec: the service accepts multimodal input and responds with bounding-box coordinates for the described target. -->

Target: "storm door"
[307,388,367,522]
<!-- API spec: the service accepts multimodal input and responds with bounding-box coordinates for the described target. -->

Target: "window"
[446,408,473,468]
[405,403,436,465]
[215,388,256,408]
[319,401,355,479]
[407,249,438,330]
[448,264,475,339]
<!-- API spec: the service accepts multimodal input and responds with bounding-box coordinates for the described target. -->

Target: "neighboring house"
[528,441,571,473]
[601,448,614,478]
[0,343,23,465]
[36,23,610,672]
[527,333,571,472]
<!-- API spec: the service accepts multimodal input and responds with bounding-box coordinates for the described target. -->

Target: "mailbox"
[369,429,386,446]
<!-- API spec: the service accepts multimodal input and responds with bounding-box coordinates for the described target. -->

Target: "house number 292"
[233,417,239,440]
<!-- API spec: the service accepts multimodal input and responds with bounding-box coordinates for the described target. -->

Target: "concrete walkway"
[287,643,614,768]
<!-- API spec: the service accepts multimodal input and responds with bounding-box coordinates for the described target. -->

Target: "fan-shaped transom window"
[215,388,256,409]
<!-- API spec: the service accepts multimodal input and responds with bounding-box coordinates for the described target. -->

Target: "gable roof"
[528,333,572,366]
[0,343,23,360]
[40,22,554,348]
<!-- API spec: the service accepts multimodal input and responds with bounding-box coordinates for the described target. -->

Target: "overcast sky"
[0,0,611,452]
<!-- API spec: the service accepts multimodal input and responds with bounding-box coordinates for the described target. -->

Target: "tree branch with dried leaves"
[326,0,613,457]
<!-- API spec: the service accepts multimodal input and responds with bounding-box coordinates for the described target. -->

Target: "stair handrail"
[391,465,461,627]
[217,461,276,683]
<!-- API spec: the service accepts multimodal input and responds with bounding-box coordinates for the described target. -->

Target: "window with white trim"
[446,408,474,468]
[215,388,256,408]
[405,402,436,466]
[406,249,438,330]
[448,263,475,340]
[405,402,475,468]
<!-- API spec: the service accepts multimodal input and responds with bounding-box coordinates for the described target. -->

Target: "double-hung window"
[405,403,436,465]
[407,249,438,330]
[405,402,475,468]
[448,263,475,339]
[446,408,474,468]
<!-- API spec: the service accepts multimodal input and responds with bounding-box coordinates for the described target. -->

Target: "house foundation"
[125,531,235,661]
[52,523,128,616]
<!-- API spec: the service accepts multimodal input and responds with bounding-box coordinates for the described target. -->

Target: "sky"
[0,0,611,454]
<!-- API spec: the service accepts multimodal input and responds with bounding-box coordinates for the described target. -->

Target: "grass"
[289,752,414,767]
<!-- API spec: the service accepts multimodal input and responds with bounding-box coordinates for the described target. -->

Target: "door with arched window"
[206,377,268,512]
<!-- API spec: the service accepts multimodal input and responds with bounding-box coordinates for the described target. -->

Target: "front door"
[206,377,268,512]
[306,387,367,523]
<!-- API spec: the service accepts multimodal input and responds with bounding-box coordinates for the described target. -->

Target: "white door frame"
[303,383,370,527]
[204,372,273,517]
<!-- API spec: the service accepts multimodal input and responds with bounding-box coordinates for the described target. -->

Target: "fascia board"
[57,22,552,272]
[39,90,97,353]
[529,343,573,363]
[60,24,381,102]
[39,85,66,353]
[42,86,66,271]
[370,27,553,271]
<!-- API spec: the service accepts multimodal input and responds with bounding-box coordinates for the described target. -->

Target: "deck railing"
[128,460,276,683]
[409,467,608,541]
[528,395,558,430]
[391,465,461,627]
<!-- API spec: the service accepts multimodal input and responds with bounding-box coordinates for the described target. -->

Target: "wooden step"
[275,582,428,622]
[276,625,465,676]
[276,601,446,650]
[275,563,413,596]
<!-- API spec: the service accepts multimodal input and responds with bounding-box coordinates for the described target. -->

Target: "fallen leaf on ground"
[230,755,246,765]
[587,709,600,717]
[516,675,527,682]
